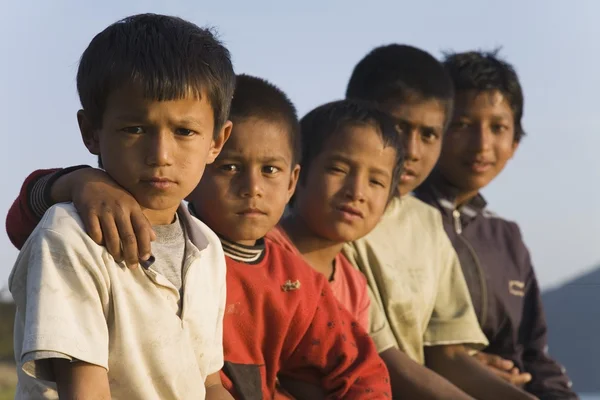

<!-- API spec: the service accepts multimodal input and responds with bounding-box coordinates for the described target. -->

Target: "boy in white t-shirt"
[9,13,234,400]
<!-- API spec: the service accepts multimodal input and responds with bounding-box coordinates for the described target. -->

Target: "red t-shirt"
[266,225,371,331]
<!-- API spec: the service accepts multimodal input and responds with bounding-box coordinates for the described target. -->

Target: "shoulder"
[336,253,367,286]
[28,203,102,253]
[263,239,329,286]
[477,207,527,247]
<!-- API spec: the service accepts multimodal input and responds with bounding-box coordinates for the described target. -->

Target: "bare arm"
[381,348,475,400]
[205,372,234,400]
[425,345,538,400]
[53,359,111,400]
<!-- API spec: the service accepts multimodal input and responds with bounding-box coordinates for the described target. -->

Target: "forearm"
[53,359,111,400]
[425,346,537,400]
[206,384,234,400]
[380,348,474,400]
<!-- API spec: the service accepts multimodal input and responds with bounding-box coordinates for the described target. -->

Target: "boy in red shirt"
[5,74,391,399]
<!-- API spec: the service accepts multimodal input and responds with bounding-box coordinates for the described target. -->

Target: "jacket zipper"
[452,209,488,326]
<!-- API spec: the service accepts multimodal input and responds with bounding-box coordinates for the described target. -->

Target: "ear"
[77,110,100,155]
[286,164,301,202]
[206,120,233,164]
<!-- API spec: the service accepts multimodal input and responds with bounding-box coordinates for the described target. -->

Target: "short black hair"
[299,99,405,198]
[229,74,301,164]
[77,13,235,137]
[346,44,454,125]
[442,49,525,142]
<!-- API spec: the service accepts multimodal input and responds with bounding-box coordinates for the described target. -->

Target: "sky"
[0,0,599,291]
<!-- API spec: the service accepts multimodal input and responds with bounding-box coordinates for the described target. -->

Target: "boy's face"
[437,90,518,194]
[79,84,230,225]
[189,117,300,246]
[294,124,397,243]
[383,99,447,196]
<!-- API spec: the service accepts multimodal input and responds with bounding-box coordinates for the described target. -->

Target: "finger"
[489,355,514,371]
[114,211,140,269]
[130,211,155,261]
[99,213,123,263]
[81,209,104,246]
[510,373,532,386]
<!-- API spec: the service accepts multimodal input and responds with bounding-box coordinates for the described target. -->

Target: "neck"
[143,206,179,225]
[454,190,480,208]
[281,214,343,279]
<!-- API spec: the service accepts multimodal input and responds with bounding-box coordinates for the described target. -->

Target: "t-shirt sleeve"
[357,278,371,333]
[281,280,392,399]
[423,230,488,351]
[10,225,110,382]
[343,243,397,354]
[6,166,90,250]
[207,256,226,375]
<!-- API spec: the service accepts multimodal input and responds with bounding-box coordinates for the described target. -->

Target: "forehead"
[319,124,397,171]
[454,90,513,119]
[104,83,214,121]
[222,117,293,161]
[384,98,447,130]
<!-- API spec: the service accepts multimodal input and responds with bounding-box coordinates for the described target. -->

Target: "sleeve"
[11,225,110,382]
[423,225,488,352]
[6,166,89,249]
[207,255,226,375]
[281,280,392,399]
[343,243,398,354]
[515,228,578,399]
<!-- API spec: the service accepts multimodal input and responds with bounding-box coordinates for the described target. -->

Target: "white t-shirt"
[9,203,226,400]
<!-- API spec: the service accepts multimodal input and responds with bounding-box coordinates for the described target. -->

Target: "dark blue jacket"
[415,174,578,400]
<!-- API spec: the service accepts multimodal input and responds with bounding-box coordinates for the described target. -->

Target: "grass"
[0,302,16,398]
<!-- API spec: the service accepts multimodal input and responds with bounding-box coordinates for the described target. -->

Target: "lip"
[400,167,418,183]
[142,177,176,190]
[465,160,494,173]
[236,208,268,218]
[335,204,364,221]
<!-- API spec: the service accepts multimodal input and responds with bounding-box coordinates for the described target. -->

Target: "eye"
[219,164,239,173]
[451,121,470,130]
[262,166,280,175]
[370,179,386,187]
[121,126,144,134]
[176,128,195,136]
[421,129,438,143]
[491,124,509,134]
[327,166,346,174]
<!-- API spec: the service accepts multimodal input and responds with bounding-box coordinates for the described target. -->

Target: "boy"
[267,99,405,332]
[344,44,538,399]
[414,50,578,399]
[6,74,392,399]
[9,14,234,399]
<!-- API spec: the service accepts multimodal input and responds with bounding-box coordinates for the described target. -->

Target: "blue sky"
[1,0,599,290]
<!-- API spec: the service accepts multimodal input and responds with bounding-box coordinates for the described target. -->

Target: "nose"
[404,129,422,161]
[239,168,263,198]
[344,172,367,203]
[471,124,493,152]
[146,131,175,167]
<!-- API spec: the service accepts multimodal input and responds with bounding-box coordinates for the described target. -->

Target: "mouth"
[142,177,176,190]
[466,160,494,173]
[236,208,268,218]
[335,204,364,220]
[400,167,418,183]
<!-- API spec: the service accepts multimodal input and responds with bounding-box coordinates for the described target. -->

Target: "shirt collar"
[418,170,488,218]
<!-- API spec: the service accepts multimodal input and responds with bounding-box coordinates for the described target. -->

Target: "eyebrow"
[113,115,206,127]
[218,153,290,164]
